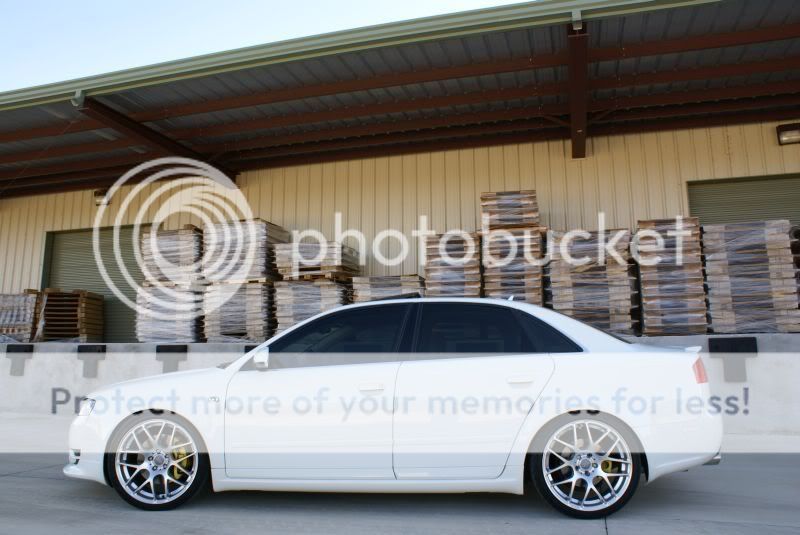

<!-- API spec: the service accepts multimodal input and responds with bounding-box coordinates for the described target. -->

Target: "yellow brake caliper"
[172,447,189,480]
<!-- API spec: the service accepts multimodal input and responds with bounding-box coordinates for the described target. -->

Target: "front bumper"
[703,452,722,466]
[62,415,108,486]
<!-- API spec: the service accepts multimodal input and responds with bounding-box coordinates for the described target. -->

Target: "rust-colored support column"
[567,22,589,158]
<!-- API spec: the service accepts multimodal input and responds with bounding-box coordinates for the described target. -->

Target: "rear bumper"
[636,412,724,481]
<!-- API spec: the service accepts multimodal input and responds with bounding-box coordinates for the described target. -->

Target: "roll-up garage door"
[688,175,800,225]
[46,228,144,342]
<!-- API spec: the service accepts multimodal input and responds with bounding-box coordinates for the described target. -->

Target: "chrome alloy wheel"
[114,419,199,505]
[541,419,634,512]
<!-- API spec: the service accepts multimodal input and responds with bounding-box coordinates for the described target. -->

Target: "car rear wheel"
[530,414,642,519]
[106,413,209,510]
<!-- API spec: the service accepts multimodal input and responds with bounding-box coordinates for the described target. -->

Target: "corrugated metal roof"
[1,0,800,197]
[0,0,714,110]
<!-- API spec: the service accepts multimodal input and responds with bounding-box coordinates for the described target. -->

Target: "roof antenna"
[507,295,515,301]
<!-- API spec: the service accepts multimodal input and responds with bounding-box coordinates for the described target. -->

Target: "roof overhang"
[0,0,717,111]
[3,0,800,199]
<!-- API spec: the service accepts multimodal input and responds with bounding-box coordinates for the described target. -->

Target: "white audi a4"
[65,298,722,518]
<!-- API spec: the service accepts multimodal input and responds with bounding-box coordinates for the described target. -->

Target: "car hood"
[86,367,228,406]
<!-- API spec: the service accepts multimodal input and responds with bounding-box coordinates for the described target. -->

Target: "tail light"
[692,357,708,384]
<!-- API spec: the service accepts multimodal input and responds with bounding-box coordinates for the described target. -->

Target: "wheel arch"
[522,410,650,487]
[102,409,210,486]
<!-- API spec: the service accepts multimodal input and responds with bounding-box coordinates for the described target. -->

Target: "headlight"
[78,398,96,416]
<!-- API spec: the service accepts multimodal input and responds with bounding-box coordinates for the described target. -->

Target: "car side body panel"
[64,298,723,495]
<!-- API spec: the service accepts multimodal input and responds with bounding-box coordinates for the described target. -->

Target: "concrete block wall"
[0,343,249,414]
[0,335,798,441]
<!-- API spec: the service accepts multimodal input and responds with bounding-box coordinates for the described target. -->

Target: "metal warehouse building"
[1,0,800,342]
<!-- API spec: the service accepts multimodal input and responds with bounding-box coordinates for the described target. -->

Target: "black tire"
[105,412,209,511]
[529,412,643,519]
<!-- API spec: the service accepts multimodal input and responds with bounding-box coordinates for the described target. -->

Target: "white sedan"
[64,298,722,518]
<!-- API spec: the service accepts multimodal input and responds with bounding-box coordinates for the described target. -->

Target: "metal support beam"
[74,97,236,179]
[231,118,557,163]
[5,55,800,166]
[236,128,567,172]
[6,105,800,198]
[5,21,800,147]
[208,108,562,156]
[591,94,800,124]
[590,80,800,114]
[169,84,568,140]
[590,21,800,62]
[567,23,589,159]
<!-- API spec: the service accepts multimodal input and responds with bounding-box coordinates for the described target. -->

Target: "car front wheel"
[106,413,209,510]
[531,414,642,519]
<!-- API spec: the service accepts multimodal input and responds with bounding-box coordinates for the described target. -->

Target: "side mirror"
[252,348,270,371]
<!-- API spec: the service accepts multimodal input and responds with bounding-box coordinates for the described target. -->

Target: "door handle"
[507,376,534,385]
[359,383,385,393]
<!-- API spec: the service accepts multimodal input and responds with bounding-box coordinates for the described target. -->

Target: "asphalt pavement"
[0,453,797,534]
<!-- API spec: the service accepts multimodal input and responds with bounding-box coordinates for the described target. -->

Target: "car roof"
[340,296,546,315]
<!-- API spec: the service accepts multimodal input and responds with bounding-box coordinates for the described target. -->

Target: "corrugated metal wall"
[688,175,800,226]
[1,119,799,293]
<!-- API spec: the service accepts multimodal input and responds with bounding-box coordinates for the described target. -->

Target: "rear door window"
[414,303,533,354]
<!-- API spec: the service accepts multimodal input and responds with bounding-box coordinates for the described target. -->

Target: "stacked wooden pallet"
[479,190,543,303]
[792,225,800,298]
[480,190,539,229]
[203,219,290,282]
[137,226,208,342]
[274,242,359,281]
[201,219,289,342]
[141,226,202,282]
[545,230,637,334]
[352,275,425,302]
[703,220,800,333]
[0,290,40,342]
[203,282,275,342]
[482,228,544,303]
[34,289,103,342]
[425,233,482,297]
[636,218,707,335]
[274,280,350,333]
[135,282,205,343]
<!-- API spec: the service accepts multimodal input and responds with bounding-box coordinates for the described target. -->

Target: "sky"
[0,0,525,93]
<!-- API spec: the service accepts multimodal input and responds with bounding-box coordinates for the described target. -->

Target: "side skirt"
[210,466,525,495]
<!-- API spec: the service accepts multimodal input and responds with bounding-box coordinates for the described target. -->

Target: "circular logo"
[92,157,256,321]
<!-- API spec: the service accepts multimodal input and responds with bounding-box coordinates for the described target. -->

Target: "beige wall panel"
[2,118,800,290]
[608,135,633,230]
[401,155,418,276]
[457,150,475,234]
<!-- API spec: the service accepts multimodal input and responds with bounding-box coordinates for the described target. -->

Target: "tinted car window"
[515,311,583,353]
[269,304,410,354]
[415,303,532,353]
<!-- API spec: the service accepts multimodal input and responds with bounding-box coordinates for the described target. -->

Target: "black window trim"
[241,300,583,372]
[512,309,584,354]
